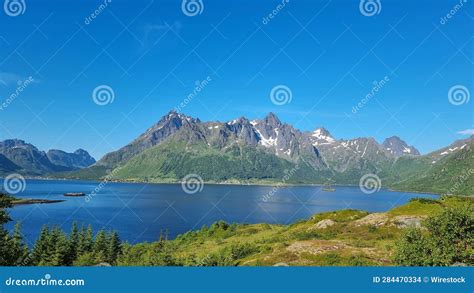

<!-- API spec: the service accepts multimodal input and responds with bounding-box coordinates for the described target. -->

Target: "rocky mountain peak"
[311,128,335,143]
[226,116,250,126]
[165,110,200,124]
[74,148,88,155]
[145,111,200,135]
[73,149,96,165]
[382,136,420,157]
[1,139,34,149]
[264,112,282,128]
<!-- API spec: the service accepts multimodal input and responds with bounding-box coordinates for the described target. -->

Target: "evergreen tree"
[0,192,12,224]
[49,227,68,266]
[107,232,122,264]
[0,193,13,265]
[73,252,96,266]
[77,224,86,256]
[93,230,108,263]
[32,226,52,266]
[10,222,29,266]
[65,222,79,265]
[83,225,94,253]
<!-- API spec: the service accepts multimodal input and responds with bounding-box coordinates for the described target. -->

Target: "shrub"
[409,198,439,205]
[395,205,473,266]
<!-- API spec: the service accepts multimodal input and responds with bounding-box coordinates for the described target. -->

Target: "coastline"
[11,198,65,205]
[4,175,443,197]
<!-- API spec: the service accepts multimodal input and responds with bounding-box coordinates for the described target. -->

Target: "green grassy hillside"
[389,143,474,196]
[116,196,473,266]
[113,140,332,184]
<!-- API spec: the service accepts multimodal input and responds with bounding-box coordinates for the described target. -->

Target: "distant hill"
[389,138,474,196]
[0,139,95,176]
[47,149,96,170]
[0,154,21,174]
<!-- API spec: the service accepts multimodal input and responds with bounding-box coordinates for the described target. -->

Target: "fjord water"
[4,179,437,244]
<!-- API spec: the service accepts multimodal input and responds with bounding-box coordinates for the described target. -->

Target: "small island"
[12,198,65,205]
[1,193,65,206]
[63,192,86,197]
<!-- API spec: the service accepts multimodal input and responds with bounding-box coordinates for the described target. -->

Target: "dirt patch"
[354,213,389,227]
[286,240,347,255]
[308,219,335,230]
[391,215,426,228]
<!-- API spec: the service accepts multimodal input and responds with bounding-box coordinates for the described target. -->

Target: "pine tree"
[0,193,13,265]
[49,227,68,266]
[107,232,122,264]
[10,222,28,266]
[77,224,86,256]
[32,226,51,265]
[65,222,79,265]
[93,230,108,264]
[83,225,94,253]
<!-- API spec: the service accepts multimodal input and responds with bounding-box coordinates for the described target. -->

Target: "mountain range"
[1,111,472,195]
[80,111,415,182]
[0,139,95,176]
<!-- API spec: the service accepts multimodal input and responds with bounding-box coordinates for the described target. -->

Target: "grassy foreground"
[118,196,473,266]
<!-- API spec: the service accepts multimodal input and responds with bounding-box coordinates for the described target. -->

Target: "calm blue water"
[3,179,437,244]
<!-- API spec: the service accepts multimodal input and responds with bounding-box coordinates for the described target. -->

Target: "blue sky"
[0,0,472,159]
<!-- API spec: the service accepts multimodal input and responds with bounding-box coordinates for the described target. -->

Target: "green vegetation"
[51,165,109,180]
[112,140,330,184]
[395,205,473,266]
[388,144,474,196]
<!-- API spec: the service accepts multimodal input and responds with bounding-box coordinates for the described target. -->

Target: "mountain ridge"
[67,111,426,185]
[94,110,419,171]
[0,139,96,176]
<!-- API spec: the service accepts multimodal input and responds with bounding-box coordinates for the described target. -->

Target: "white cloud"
[0,72,21,86]
[0,72,38,87]
[458,129,474,135]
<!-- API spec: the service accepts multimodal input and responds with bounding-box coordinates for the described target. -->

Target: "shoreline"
[11,198,65,205]
[4,176,443,197]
